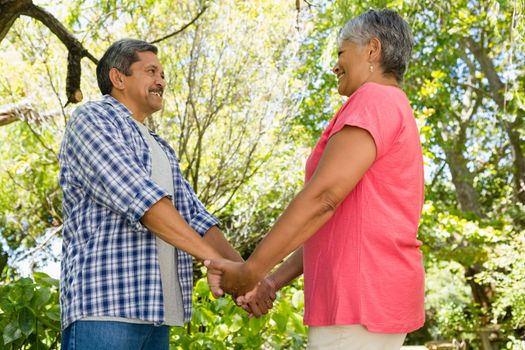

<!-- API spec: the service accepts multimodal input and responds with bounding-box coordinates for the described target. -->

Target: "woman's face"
[332,40,371,97]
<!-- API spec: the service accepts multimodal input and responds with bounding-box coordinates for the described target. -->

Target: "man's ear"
[109,67,125,91]
[367,37,382,63]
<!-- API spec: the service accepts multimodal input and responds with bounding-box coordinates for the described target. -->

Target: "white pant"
[307,325,407,350]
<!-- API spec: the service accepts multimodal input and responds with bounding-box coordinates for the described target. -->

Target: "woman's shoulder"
[341,82,413,135]
[342,82,408,115]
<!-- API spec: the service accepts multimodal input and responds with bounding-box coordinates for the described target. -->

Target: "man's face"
[121,51,166,120]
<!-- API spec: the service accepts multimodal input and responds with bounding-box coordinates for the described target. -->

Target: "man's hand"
[206,264,224,298]
[204,259,259,296]
[237,277,277,317]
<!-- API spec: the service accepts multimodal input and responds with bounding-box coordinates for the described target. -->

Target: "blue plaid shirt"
[59,95,219,330]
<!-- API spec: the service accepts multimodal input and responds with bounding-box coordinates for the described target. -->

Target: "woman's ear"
[367,37,382,63]
[109,67,124,91]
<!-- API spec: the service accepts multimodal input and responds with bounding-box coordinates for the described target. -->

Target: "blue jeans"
[61,321,169,350]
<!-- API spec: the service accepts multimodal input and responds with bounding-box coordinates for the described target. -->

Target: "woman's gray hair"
[96,39,158,95]
[338,9,414,82]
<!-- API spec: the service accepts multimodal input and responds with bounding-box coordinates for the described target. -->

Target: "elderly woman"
[207,9,424,349]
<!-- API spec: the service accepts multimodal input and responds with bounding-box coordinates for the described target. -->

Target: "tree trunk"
[463,37,525,207]
[444,147,482,215]
[465,266,495,350]
[441,112,493,349]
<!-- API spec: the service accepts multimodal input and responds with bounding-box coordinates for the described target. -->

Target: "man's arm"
[202,226,244,299]
[202,226,243,262]
[141,197,224,261]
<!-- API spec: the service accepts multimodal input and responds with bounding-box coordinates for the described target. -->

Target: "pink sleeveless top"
[303,82,425,333]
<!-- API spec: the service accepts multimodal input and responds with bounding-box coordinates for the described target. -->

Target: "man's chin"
[148,101,163,113]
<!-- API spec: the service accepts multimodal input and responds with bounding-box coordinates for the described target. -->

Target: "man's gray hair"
[338,9,414,82]
[96,39,158,95]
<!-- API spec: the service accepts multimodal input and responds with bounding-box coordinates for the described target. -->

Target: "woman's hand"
[237,277,277,317]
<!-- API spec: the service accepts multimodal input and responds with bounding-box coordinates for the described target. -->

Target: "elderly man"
[58,39,244,349]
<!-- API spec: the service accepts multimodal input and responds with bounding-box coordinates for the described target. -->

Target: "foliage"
[0,122,62,264]
[0,272,60,350]
[170,272,306,350]
[0,270,306,349]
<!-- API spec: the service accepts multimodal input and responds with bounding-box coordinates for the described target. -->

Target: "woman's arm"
[237,247,304,317]
[207,125,376,295]
[267,246,304,291]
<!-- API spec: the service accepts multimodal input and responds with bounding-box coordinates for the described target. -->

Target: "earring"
[369,65,374,73]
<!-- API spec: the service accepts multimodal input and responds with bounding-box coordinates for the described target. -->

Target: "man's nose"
[157,75,166,88]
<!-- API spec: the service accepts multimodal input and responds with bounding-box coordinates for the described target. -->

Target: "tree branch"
[20,4,97,64]
[461,37,504,107]
[0,100,60,127]
[461,36,525,207]
[150,6,208,44]
[1,0,99,105]
[20,3,99,105]
[0,0,31,43]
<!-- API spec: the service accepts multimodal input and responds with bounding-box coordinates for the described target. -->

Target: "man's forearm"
[141,197,223,260]
[203,226,244,262]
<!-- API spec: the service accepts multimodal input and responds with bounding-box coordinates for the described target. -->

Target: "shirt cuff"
[189,211,220,237]
[126,178,169,226]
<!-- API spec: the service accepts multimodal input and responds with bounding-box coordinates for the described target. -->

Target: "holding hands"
[205,259,277,317]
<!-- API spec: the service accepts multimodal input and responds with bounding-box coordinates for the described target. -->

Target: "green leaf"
[194,278,209,297]
[192,308,207,326]
[0,252,7,275]
[2,320,22,345]
[35,315,60,332]
[0,298,16,314]
[33,272,59,288]
[31,287,51,309]
[232,336,247,344]
[45,305,60,321]
[228,314,243,333]
[18,307,35,336]
[291,290,304,309]
[213,297,229,311]
[272,312,288,333]
[8,280,34,306]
